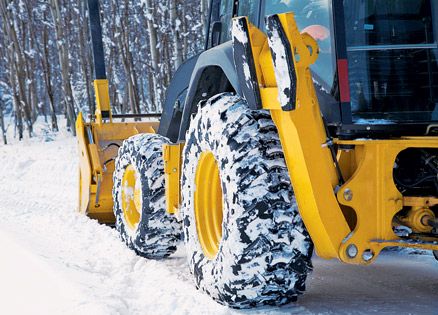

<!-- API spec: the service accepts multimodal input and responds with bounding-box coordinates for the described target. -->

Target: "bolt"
[362,249,374,262]
[346,244,358,258]
[343,188,353,201]
[172,168,177,173]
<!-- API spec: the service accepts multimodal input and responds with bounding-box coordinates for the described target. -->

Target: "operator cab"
[207,0,438,137]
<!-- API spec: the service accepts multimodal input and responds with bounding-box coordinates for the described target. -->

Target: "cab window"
[238,0,260,26]
[264,0,336,92]
[344,0,438,122]
[219,0,234,42]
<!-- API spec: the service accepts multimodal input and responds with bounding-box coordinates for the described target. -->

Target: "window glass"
[219,0,234,42]
[264,0,335,92]
[344,0,438,123]
[238,0,260,25]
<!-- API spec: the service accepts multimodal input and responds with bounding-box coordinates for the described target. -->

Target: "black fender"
[158,55,200,142]
[177,41,240,142]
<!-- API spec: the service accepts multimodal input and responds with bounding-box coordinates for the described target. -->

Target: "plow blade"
[76,113,159,224]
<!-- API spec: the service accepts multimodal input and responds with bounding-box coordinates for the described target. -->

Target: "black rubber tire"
[113,133,181,259]
[181,93,314,308]
[434,250,438,262]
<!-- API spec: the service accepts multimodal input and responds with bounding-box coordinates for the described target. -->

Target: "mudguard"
[177,41,240,142]
[158,55,200,143]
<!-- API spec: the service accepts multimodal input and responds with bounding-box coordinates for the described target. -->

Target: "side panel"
[76,113,92,216]
[76,114,159,224]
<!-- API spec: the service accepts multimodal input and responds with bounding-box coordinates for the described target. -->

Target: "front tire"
[113,133,181,259]
[181,93,313,308]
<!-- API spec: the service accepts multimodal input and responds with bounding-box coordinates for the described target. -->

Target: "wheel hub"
[194,152,224,259]
[121,164,142,230]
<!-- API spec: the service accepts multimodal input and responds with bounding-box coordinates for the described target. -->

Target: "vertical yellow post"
[163,143,185,215]
[94,79,112,124]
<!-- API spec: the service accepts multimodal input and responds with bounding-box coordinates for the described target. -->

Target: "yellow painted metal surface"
[336,138,438,263]
[400,207,435,234]
[121,164,142,230]
[94,79,112,124]
[404,196,438,208]
[77,112,92,217]
[251,13,351,259]
[194,152,223,259]
[76,114,159,224]
[238,12,438,263]
[77,75,159,224]
[163,143,184,215]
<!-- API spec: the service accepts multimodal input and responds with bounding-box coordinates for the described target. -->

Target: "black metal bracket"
[231,17,262,110]
[87,0,107,80]
[265,14,297,111]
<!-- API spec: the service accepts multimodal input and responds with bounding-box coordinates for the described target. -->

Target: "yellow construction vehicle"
[77,0,438,308]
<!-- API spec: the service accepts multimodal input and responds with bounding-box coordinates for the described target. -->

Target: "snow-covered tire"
[113,133,181,259]
[181,93,313,308]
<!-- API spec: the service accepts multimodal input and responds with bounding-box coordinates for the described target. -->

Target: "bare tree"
[49,0,77,135]
[0,98,7,144]
[0,0,33,138]
[37,8,58,131]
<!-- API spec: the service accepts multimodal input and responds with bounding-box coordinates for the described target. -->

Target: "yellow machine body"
[76,79,158,223]
[229,13,438,264]
[163,143,184,215]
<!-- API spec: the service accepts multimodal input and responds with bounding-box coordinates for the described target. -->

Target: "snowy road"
[0,134,437,315]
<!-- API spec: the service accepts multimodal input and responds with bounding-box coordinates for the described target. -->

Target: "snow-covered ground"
[0,127,437,315]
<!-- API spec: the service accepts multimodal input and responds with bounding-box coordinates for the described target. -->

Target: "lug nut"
[343,188,353,201]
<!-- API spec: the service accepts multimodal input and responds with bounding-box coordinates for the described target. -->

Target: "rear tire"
[113,133,181,259]
[181,93,313,308]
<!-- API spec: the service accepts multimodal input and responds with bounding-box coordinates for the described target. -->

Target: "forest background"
[0,0,208,143]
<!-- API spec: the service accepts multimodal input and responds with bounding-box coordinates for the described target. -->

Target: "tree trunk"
[201,0,209,39]
[39,11,58,132]
[181,3,189,60]
[24,2,39,122]
[79,0,94,115]
[10,71,23,141]
[0,0,33,137]
[49,0,77,136]
[0,99,7,145]
[143,0,160,110]
[170,0,183,70]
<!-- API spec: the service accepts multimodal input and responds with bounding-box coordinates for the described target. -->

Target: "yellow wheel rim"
[121,164,142,230]
[194,152,224,259]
